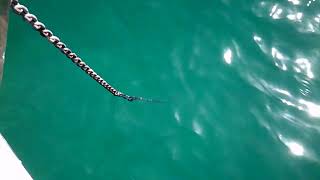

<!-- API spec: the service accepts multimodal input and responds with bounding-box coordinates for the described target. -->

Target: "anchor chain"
[10,0,150,102]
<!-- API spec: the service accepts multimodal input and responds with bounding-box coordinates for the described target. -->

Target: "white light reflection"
[192,120,203,136]
[298,99,320,118]
[307,23,316,32]
[223,48,232,64]
[273,87,292,97]
[315,15,320,23]
[307,0,316,7]
[287,142,304,156]
[287,12,303,21]
[294,58,314,79]
[270,5,283,19]
[281,99,296,106]
[279,134,305,156]
[271,47,287,71]
[280,97,320,118]
[253,34,269,55]
[253,35,262,42]
[288,0,300,5]
[271,47,285,60]
[174,111,181,124]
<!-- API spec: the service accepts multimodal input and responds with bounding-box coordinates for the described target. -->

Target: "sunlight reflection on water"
[244,0,320,164]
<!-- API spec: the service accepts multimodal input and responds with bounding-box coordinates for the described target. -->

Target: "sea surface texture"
[0,0,320,179]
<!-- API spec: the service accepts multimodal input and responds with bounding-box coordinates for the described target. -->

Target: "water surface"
[1,0,320,179]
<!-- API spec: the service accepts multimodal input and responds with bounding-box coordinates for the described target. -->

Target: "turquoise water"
[1,0,320,179]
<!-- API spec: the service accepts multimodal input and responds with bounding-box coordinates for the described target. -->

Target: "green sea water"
[1,0,320,179]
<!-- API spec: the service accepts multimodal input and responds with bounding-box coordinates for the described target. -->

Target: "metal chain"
[8,0,158,102]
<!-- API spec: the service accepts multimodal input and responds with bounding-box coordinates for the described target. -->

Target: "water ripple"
[241,0,320,165]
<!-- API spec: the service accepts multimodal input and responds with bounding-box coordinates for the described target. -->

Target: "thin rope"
[10,0,160,102]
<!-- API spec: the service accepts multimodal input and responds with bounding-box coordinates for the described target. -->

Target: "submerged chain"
[9,0,150,102]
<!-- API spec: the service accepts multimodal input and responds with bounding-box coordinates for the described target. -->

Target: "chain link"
[9,0,153,102]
